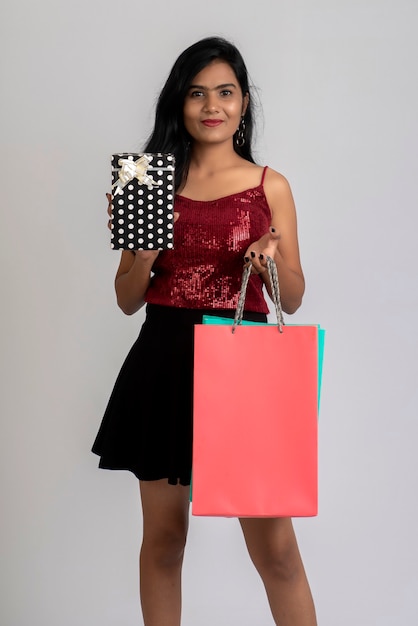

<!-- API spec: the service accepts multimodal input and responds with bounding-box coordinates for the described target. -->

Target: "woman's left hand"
[244,227,281,274]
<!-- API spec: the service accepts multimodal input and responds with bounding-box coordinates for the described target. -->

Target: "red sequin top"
[145,167,272,313]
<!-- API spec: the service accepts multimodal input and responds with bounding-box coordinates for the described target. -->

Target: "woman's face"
[183,60,248,146]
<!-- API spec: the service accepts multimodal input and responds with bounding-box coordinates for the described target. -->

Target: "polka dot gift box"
[110,153,175,250]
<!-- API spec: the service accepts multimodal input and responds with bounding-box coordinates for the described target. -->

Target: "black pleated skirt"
[92,304,267,485]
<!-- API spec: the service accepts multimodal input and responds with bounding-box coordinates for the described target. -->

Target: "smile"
[201,119,223,127]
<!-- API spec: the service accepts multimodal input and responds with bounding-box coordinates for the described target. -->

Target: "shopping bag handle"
[232,256,285,333]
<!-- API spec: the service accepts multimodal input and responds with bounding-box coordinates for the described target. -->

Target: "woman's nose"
[203,93,219,112]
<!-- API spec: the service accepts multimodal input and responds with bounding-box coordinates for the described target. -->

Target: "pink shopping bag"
[192,258,319,517]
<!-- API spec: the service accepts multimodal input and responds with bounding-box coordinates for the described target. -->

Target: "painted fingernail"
[259,254,264,260]
[271,227,276,233]
[244,256,250,263]
[250,251,256,258]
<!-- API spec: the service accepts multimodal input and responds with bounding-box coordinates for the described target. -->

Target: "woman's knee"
[240,518,304,583]
[140,480,190,568]
[255,540,303,583]
[142,524,188,568]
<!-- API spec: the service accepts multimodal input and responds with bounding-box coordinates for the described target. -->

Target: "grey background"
[1,1,417,624]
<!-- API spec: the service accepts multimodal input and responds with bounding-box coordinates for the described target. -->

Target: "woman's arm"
[106,193,158,315]
[114,250,159,315]
[245,169,305,314]
[107,192,179,315]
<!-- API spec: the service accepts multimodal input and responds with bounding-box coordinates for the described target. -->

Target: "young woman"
[93,37,316,626]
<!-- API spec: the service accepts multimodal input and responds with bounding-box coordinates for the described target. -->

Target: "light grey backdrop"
[1,1,417,624]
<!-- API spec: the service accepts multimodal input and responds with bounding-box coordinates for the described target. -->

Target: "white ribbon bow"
[112,155,161,195]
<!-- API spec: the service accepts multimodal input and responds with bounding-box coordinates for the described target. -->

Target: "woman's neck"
[189,141,243,175]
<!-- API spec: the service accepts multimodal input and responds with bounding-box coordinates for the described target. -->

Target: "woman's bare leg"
[240,517,317,626]
[139,480,190,626]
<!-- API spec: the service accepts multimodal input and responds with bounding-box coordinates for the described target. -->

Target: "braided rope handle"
[232,256,285,333]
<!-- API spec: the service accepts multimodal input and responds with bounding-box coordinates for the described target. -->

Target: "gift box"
[110,153,175,250]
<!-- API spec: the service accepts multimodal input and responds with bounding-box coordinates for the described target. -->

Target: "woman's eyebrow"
[188,82,237,91]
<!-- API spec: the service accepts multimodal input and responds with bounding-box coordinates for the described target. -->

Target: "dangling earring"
[235,117,246,147]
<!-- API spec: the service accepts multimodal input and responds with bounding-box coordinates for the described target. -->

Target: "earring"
[235,117,246,147]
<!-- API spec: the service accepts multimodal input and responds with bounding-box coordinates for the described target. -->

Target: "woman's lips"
[202,119,223,127]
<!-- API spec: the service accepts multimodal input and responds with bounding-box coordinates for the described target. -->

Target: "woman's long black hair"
[143,37,256,191]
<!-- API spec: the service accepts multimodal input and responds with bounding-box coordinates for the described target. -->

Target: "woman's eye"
[220,89,232,96]
[190,90,204,97]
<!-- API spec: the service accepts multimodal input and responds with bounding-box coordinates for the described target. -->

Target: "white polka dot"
[118,209,124,215]
[157,189,163,195]
[167,175,173,181]
[157,199,163,205]
[168,233,173,239]
[147,194,153,200]
[118,218,124,224]
[148,204,153,209]
[138,189,143,195]
[128,214,134,220]
[128,223,134,229]
[118,238,124,244]
[128,233,134,239]
[157,219,163,224]
[118,199,124,205]
[167,195,173,200]
[128,194,134,200]
[167,185,173,191]
[167,242,174,248]
[138,238,144,244]
[128,243,134,249]
[157,160,163,166]
[128,185,134,190]
[148,233,154,239]
[138,199,144,205]
[157,228,163,234]
[128,204,134,209]
[167,223,173,229]
[157,209,163,215]
[148,223,154,229]
[138,218,144,224]
[157,238,163,244]
[118,228,124,234]
[167,203,173,209]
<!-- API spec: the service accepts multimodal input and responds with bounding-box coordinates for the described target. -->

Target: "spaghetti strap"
[260,166,268,186]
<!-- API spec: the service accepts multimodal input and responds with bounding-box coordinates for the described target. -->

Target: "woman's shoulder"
[263,166,291,189]
[240,162,291,190]
[262,167,295,215]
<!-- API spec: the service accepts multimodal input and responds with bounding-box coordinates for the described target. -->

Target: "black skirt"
[92,304,267,486]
